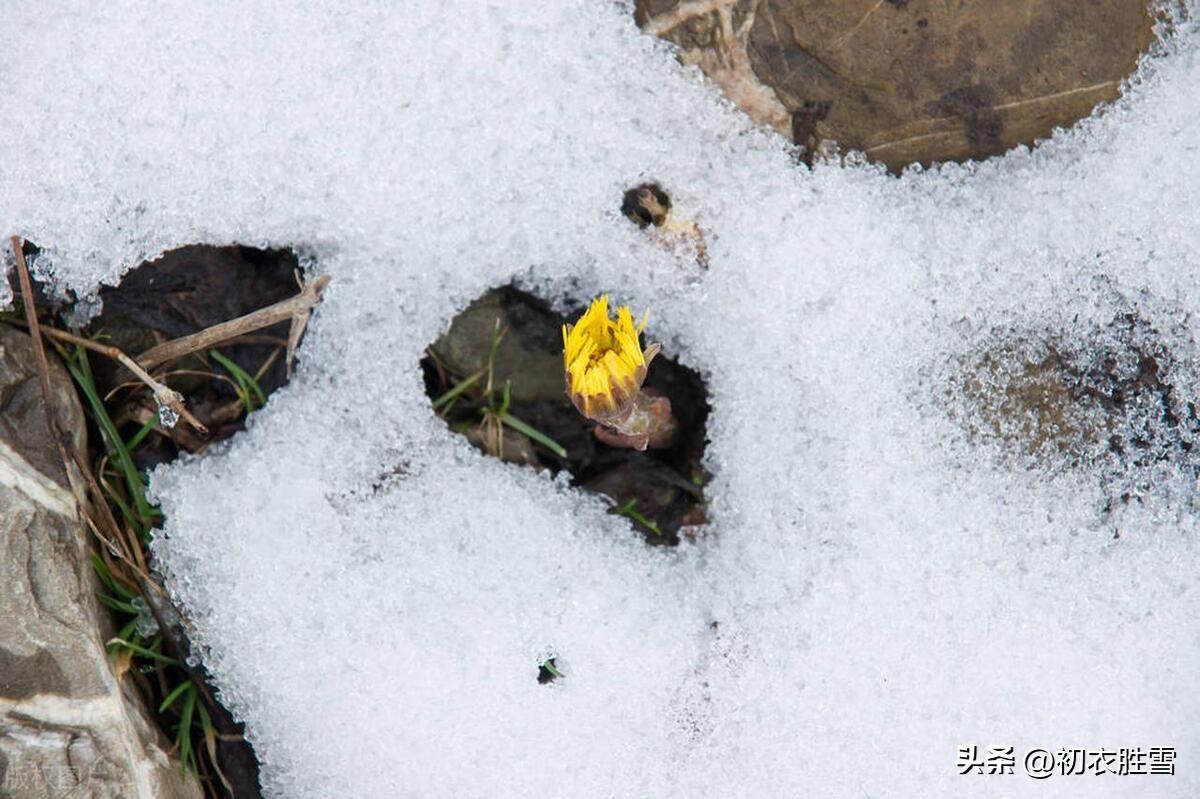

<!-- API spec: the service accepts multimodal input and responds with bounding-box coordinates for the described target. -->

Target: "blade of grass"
[178,687,196,775]
[67,347,154,525]
[484,318,506,399]
[107,637,179,666]
[196,700,235,796]
[115,618,139,640]
[107,619,141,657]
[209,349,266,409]
[124,415,158,452]
[97,472,140,535]
[498,379,511,415]
[611,498,662,535]
[498,412,567,458]
[159,679,193,713]
[91,553,137,600]
[432,371,481,410]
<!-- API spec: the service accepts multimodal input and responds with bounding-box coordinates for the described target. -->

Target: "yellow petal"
[561,295,653,420]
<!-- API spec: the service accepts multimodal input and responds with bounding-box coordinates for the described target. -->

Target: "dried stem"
[10,236,60,440]
[33,324,209,435]
[136,272,331,375]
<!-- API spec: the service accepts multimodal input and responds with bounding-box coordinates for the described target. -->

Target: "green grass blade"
[116,617,139,638]
[432,371,481,410]
[209,349,266,409]
[90,553,137,600]
[484,318,505,398]
[611,499,662,535]
[178,687,196,775]
[499,412,567,457]
[66,347,154,525]
[196,698,215,737]
[124,415,157,451]
[98,473,140,533]
[159,679,193,713]
[90,552,116,589]
[196,700,232,794]
[107,637,179,666]
[498,379,511,415]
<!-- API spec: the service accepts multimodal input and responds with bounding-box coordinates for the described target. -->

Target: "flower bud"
[562,296,674,450]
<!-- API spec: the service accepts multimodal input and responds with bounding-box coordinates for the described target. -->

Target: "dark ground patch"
[423,285,711,545]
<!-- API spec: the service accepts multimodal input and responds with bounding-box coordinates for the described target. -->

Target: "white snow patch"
[2,1,1199,797]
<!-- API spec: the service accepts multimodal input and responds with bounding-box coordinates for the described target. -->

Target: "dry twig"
[33,324,209,434]
[135,272,331,376]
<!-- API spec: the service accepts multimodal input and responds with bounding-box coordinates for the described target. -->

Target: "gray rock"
[429,288,565,404]
[0,325,201,799]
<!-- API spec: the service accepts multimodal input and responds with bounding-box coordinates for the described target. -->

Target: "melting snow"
[2,1,1199,796]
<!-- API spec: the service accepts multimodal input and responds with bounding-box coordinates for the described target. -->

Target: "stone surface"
[0,325,201,799]
[635,0,1156,171]
[429,287,566,404]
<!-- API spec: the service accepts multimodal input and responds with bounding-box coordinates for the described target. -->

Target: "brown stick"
[11,236,60,438]
[32,324,209,435]
[135,273,330,374]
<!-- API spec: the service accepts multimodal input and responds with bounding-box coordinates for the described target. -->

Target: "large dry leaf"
[636,0,1155,171]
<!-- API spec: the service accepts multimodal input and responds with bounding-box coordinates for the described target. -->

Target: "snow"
[3,1,1200,797]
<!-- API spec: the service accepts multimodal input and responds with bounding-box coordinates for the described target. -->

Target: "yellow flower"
[562,295,659,422]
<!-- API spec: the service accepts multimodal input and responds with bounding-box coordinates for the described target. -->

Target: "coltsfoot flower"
[562,295,677,450]
[562,295,655,421]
